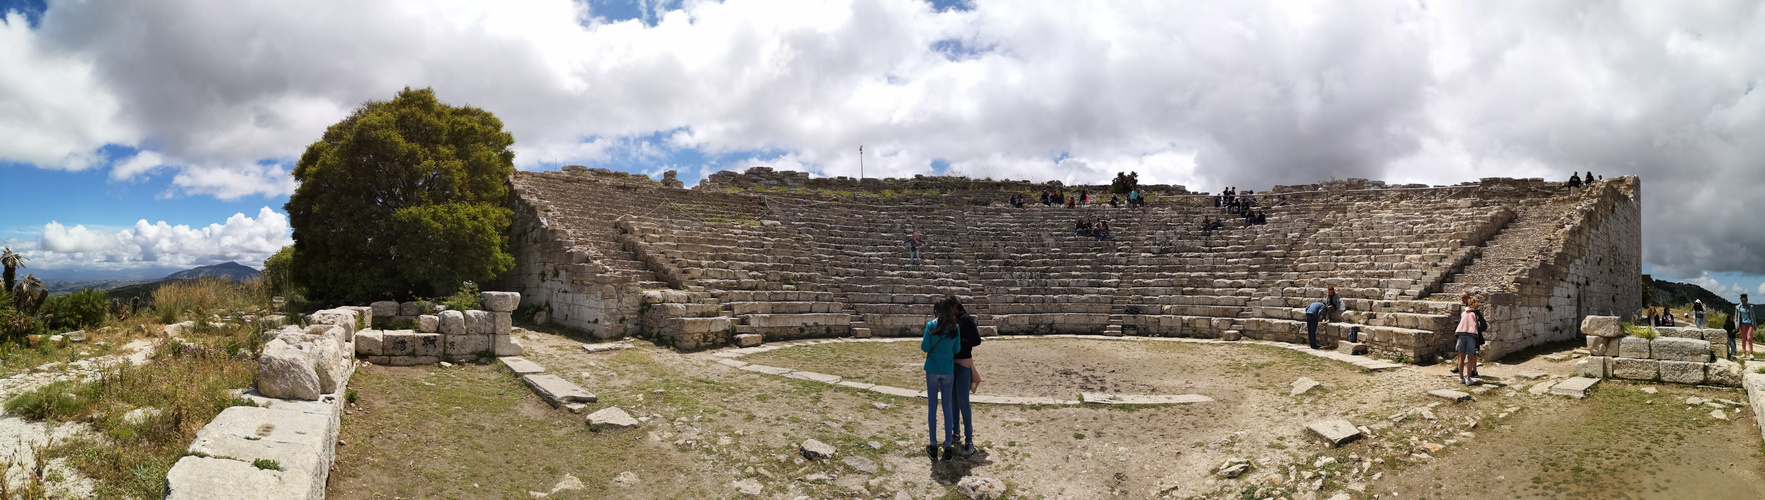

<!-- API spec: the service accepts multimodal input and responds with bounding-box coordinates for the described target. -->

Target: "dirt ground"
[327,328,1765,499]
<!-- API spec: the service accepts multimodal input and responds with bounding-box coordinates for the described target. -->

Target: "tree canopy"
[285,87,516,303]
[1110,171,1139,195]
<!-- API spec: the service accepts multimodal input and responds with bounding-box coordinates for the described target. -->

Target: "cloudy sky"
[0,0,1762,296]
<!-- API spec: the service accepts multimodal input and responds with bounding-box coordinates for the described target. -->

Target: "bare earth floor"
[327,327,1765,499]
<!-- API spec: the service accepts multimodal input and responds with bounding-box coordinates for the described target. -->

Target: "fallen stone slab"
[586,406,639,431]
[800,438,836,460]
[733,333,763,347]
[1515,369,1547,380]
[522,374,597,408]
[165,456,302,500]
[583,342,632,353]
[1335,341,1368,355]
[784,371,842,384]
[836,380,876,390]
[498,356,545,375]
[1291,377,1320,396]
[715,358,749,368]
[1550,377,1600,398]
[1081,393,1212,404]
[868,385,923,398]
[1427,389,1472,402]
[739,364,791,375]
[1307,419,1362,447]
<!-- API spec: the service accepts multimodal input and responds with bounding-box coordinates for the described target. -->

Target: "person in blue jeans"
[1304,300,1328,349]
[921,297,961,461]
[905,232,926,266]
[949,296,983,457]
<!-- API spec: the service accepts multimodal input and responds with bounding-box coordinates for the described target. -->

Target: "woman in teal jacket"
[921,297,961,461]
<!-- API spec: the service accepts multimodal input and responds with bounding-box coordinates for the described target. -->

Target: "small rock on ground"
[956,476,1008,500]
[731,478,763,495]
[800,438,836,460]
[843,455,878,474]
[612,470,639,487]
[1291,377,1320,396]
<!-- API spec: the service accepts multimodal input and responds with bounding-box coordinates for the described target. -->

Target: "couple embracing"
[920,295,982,462]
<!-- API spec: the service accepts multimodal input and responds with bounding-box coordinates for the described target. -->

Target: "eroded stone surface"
[523,374,597,408]
[1307,419,1361,447]
[1550,377,1599,398]
[586,406,639,430]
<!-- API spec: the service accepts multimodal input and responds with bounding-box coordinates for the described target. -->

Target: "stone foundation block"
[1336,341,1368,355]
[381,331,415,356]
[1707,359,1743,387]
[384,356,439,366]
[733,333,763,347]
[977,325,997,337]
[481,291,520,312]
[1611,357,1658,381]
[1658,361,1706,385]
[1581,316,1623,338]
[1575,356,1608,378]
[417,315,439,333]
[399,301,420,317]
[494,312,512,336]
[1586,336,1620,357]
[494,334,524,356]
[1703,329,1730,358]
[413,333,442,357]
[445,334,493,356]
[438,310,466,335]
[356,330,384,356]
[1656,327,1702,339]
[1617,336,1651,359]
[465,310,494,335]
[370,301,399,318]
[1651,337,1711,362]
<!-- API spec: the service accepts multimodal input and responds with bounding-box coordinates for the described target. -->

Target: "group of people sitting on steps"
[1075,218,1111,240]
[1566,170,1601,189]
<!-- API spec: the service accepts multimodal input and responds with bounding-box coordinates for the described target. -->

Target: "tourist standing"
[949,296,983,458]
[1693,299,1707,328]
[921,298,961,461]
[1304,300,1328,349]
[905,232,926,266]
[1456,292,1483,385]
[1738,295,1755,358]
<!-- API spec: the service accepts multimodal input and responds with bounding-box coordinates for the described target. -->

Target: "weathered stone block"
[733,334,763,347]
[1586,336,1620,357]
[444,334,491,356]
[355,330,384,356]
[1581,316,1623,338]
[1575,356,1608,378]
[493,312,512,336]
[1651,337,1711,362]
[417,315,439,333]
[523,374,597,407]
[1611,357,1658,380]
[257,339,319,401]
[1702,328,1730,357]
[482,291,520,312]
[494,334,524,356]
[413,333,443,357]
[380,330,415,356]
[438,310,466,335]
[1707,359,1743,387]
[1658,360,1705,385]
[1550,377,1599,398]
[398,301,420,317]
[370,301,399,318]
[313,338,345,394]
[1306,419,1361,447]
[465,310,494,335]
[1617,336,1651,359]
[587,406,638,430]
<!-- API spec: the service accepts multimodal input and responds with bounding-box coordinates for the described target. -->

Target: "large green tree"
[286,87,516,303]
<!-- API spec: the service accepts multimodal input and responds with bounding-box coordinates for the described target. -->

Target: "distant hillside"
[43,279,149,296]
[164,262,261,281]
[1650,279,1736,311]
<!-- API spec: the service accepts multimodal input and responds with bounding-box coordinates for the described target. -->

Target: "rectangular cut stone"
[1575,356,1609,378]
[381,331,415,356]
[1082,393,1212,405]
[384,356,439,366]
[1586,336,1619,357]
[355,330,384,356]
[739,364,792,375]
[370,301,399,318]
[398,302,420,317]
[1307,419,1362,447]
[744,313,849,328]
[1656,327,1702,339]
[1336,341,1368,355]
[1581,316,1623,338]
[1703,329,1730,358]
[494,335,524,356]
[851,327,872,338]
[1618,336,1651,359]
[733,333,763,347]
[867,385,922,398]
[481,291,520,312]
[413,333,442,357]
[1427,389,1472,402]
[465,310,494,335]
[1745,374,1765,439]
[1611,357,1658,380]
[1651,337,1711,362]
[522,374,597,407]
[1658,361,1706,385]
[493,312,513,336]
[1709,359,1744,387]
[836,380,875,390]
[445,334,492,356]
[417,315,439,333]
[785,371,842,384]
[438,310,466,335]
[582,342,630,353]
[498,356,545,375]
[1550,377,1600,398]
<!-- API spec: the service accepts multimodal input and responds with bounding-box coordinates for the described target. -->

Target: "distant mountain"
[28,266,187,281]
[163,262,261,281]
[1650,279,1736,312]
[42,279,150,296]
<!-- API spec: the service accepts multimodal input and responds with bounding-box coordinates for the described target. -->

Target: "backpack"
[1472,309,1488,345]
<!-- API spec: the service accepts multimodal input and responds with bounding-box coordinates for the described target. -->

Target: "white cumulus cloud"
[28,207,292,271]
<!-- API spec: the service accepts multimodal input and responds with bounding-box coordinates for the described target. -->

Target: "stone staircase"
[1436,202,1557,297]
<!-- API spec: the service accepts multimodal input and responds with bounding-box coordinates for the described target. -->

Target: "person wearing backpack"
[1455,292,1485,385]
[921,297,962,461]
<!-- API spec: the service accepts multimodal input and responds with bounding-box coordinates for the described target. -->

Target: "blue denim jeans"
[1305,313,1320,348]
[925,373,956,445]
[909,247,922,265]
[953,365,974,443]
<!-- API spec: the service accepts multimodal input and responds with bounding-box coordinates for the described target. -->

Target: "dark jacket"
[954,312,982,360]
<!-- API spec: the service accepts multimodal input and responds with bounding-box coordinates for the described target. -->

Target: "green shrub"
[442,281,483,311]
[39,289,109,331]
[1623,323,1657,339]
[5,380,96,421]
[251,459,281,471]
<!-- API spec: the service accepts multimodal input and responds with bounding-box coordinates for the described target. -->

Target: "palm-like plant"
[0,246,25,294]
[15,273,44,312]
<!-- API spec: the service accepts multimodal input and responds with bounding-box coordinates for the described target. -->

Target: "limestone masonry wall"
[499,166,1642,365]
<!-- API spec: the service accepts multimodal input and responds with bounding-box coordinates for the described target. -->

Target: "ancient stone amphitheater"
[491,167,1640,364]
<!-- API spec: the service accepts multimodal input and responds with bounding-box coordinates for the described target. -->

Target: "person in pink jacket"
[1455,292,1484,385]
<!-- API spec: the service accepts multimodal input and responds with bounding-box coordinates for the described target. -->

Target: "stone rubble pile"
[257,308,359,401]
[355,292,524,365]
[1573,315,1742,387]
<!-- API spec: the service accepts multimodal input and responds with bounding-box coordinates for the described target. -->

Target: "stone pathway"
[702,334,1410,405]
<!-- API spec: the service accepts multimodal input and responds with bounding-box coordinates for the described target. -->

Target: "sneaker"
[960,442,977,457]
[941,446,955,462]
[925,444,938,460]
